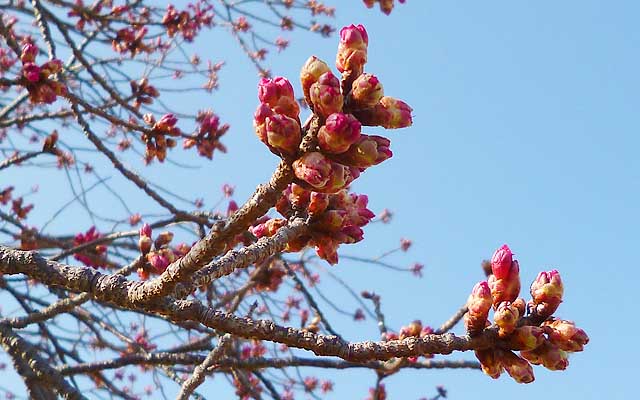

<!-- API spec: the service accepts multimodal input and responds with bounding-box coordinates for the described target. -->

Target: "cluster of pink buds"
[130,78,159,109]
[73,226,107,268]
[18,43,66,104]
[384,320,434,362]
[253,24,411,195]
[0,48,17,76]
[363,0,406,15]
[465,245,588,383]
[250,259,287,292]
[142,113,181,163]
[162,2,214,42]
[249,184,375,264]
[183,109,229,159]
[137,223,190,280]
[112,26,151,56]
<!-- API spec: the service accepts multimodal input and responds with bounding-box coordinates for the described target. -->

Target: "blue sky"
[2,0,638,398]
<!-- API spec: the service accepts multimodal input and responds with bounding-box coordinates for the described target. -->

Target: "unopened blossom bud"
[314,236,340,265]
[521,340,569,371]
[318,162,359,193]
[22,63,41,82]
[350,73,383,109]
[494,301,520,338]
[41,59,62,75]
[148,252,170,274]
[399,320,423,340]
[258,76,299,119]
[20,43,38,63]
[334,134,392,168]
[154,231,174,248]
[464,281,492,335]
[138,236,152,254]
[340,225,364,243]
[512,297,526,315]
[530,270,564,319]
[251,218,287,238]
[308,192,329,216]
[380,96,413,129]
[318,113,361,154]
[488,259,521,307]
[293,152,333,189]
[336,24,368,75]
[507,326,545,351]
[474,349,503,379]
[309,71,343,118]
[156,114,178,131]
[253,103,274,144]
[314,209,346,233]
[542,319,589,352]
[300,56,331,106]
[500,350,535,384]
[491,244,513,279]
[265,114,301,155]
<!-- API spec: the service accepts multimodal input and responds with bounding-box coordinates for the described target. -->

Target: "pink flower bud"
[336,24,368,75]
[474,349,503,379]
[318,113,361,154]
[251,218,287,238]
[333,134,392,168]
[148,252,170,274]
[491,244,513,279]
[293,152,333,189]
[265,114,301,155]
[521,340,569,371]
[156,114,178,130]
[488,259,521,307]
[22,63,41,82]
[314,209,347,233]
[379,96,413,128]
[138,236,152,254]
[314,236,340,265]
[309,71,343,118]
[494,301,520,338]
[350,73,384,109]
[308,192,329,216]
[41,59,63,75]
[500,350,535,384]
[507,326,545,351]
[317,162,358,193]
[154,231,174,248]
[529,270,563,319]
[139,223,152,238]
[464,281,493,335]
[253,103,274,144]
[300,56,331,106]
[542,319,589,352]
[258,76,299,119]
[20,43,38,63]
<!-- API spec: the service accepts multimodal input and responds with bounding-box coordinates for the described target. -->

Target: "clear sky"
[2,1,638,398]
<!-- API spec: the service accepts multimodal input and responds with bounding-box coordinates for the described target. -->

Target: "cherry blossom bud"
[309,71,343,118]
[494,301,520,338]
[353,96,413,129]
[293,152,333,189]
[258,76,299,119]
[253,103,274,144]
[251,218,287,238]
[530,270,563,319]
[542,319,589,352]
[300,56,331,106]
[334,134,392,168]
[308,192,329,216]
[488,259,521,307]
[156,114,178,131]
[491,244,513,279]
[148,252,171,274]
[464,281,492,335]
[20,43,38,63]
[350,73,383,109]
[507,326,545,351]
[474,349,503,379]
[138,236,152,254]
[500,350,535,384]
[318,113,361,154]
[265,114,301,155]
[154,231,174,248]
[319,162,359,193]
[22,63,41,82]
[41,59,62,75]
[139,223,152,237]
[521,340,569,371]
[336,24,368,75]
[314,236,340,265]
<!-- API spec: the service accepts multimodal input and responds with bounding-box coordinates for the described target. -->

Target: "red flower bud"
[464,281,492,335]
[318,113,361,154]
[265,114,301,155]
[293,152,333,189]
[491,244,513,279]
[300,56,331,107]
[333,134,392,168]
[336,24,368,75]
[350,73,384,109]
[253,103,274,144]
[529,270,563,319]
[41,59,63,75]
[309,71,343,118]
[488,259,521,307]
[20,43,38,63]
[258,76,299,119]
[22,63,41,82]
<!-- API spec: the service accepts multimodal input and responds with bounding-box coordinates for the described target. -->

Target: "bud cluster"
[384,320,435,362]
[362,0,407,15]
[183,109,230,159]
[162,2,214,42]
[137,223,191,280]
[465,244,588,383]
[73,226,107,268]
[253,25,411,195]
[18,43,67,104]
[249,184,375,264]
[142,113,181,163]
